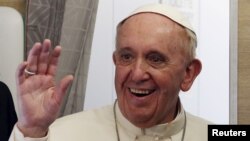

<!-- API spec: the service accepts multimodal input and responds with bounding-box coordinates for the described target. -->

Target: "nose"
[130,59,150,83]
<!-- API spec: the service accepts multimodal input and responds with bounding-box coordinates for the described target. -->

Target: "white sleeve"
[9,124,49,141]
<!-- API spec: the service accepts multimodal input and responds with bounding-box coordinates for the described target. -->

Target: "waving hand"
[16,39,73,137]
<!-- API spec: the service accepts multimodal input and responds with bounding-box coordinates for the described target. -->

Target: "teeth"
[130,88,150,94]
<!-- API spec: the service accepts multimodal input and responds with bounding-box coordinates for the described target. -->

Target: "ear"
[180,59,202,91]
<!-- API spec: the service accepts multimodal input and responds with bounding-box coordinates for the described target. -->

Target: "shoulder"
[52,105,114,127]
[0,81,12,99]
[0,81,5,86]
[186,112,213,126]
[0,81,9,91]
[48,105,116,140]
[184,112,212,141]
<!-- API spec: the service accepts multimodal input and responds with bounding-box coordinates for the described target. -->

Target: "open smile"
[129,88,156,97]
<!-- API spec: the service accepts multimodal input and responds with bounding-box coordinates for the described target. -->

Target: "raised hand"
[16,39,73,137]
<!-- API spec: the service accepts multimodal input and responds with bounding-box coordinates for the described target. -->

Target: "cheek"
[153,69,183,92]
[153,70,174,85]
[115,66,131,88]
[154,71,181,105]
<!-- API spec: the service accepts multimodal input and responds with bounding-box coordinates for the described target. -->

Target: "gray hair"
[184,28,197,60]
[115,20,197,61]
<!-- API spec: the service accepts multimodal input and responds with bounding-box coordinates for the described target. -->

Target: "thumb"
[55,75,74,104]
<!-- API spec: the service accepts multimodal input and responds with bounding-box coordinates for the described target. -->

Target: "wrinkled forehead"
[117,3,195,34]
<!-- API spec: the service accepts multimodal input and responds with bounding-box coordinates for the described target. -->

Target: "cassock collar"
[115,100,185,140]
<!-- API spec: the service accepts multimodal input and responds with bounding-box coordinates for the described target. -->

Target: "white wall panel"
[0,7,24,117]
[199,0,229,124]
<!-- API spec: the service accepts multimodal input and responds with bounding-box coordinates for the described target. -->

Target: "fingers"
[47,45,62,76]
[26,42,42,73]
[16,62,28,85]
[25,39,61,76]
[37,39,51,74]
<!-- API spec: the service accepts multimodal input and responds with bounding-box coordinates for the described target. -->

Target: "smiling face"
[113,13,199,128]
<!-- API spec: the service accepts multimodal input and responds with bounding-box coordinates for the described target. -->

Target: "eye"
[121,53,133,61]
[146,53,167,68]
[147,53,164,63]
[115,50,134,66]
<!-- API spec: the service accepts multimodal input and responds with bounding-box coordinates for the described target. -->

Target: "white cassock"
[9,101,211,141]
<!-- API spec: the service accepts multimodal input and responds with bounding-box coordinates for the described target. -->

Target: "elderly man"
[9,3,211,141]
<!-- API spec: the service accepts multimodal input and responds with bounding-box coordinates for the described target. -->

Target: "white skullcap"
[118,3,195,34]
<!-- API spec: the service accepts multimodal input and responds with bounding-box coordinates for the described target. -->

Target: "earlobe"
[181,59,202,91]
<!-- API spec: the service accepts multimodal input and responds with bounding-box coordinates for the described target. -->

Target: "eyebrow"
[147,50,168,59]
[116,47,133,53]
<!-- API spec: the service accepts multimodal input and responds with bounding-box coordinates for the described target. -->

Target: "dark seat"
[0,81,18,141]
